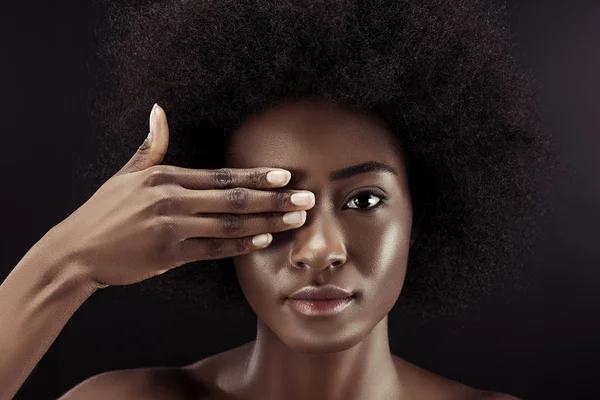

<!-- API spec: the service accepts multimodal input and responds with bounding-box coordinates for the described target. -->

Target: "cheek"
[233,209,412,317]
[232,250,284,311]
[352,214,411,300]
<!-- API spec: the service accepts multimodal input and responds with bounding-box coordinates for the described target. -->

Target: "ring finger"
[174,210,308,240]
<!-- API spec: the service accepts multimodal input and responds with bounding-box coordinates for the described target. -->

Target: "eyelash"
[343,189,389,212]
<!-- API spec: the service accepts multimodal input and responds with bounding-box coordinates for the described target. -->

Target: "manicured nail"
[152,103,160,130]
[290,192,314,206]
[252,233,272,247]
[150,104,157,131]
[266,170,291,185]
[283,210,306,225]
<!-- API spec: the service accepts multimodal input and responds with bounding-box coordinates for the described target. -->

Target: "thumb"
[116,103,170,176]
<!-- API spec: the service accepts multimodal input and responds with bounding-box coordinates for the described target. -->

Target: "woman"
[0,0,557,398]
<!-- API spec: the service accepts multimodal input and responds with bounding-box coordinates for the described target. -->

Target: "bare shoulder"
[58,343,251,400]
[57,366,208,400]
[392,356,521,400]
[182,341,254,397]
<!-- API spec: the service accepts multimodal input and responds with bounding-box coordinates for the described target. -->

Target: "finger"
[174,210,307,239]
[148,165,292,190]
[174,233,273,264]
[115,103,170,176]
[177,186,315,214]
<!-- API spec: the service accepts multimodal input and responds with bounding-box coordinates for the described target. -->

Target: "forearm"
[0,232,98,400]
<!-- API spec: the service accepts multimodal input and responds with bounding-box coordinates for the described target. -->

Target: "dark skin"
[64,100,517,399]
[0,101,518,399]
[211,99,414,399]
[181,99,518,400]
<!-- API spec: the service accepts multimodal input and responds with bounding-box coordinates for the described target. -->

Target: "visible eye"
[343,190,388,212]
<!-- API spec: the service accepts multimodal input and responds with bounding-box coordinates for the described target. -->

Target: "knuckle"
[265,212,281,230]
[151,188,177,216]
[272,190,290,209]
[226,187,249,210]
[219,214,245,236]
[150,215,178,237]
[204,238,224,258]
[212,168,235,188]
[248,170,269,187]
[144,166,171,187]
[234,237,251,254]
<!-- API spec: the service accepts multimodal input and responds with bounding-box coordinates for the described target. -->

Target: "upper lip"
[288,285,354,300]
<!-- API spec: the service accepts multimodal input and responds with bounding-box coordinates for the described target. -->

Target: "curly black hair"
[81,0,559,322]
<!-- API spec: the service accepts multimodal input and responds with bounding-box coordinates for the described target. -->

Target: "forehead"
[227,100,405,173]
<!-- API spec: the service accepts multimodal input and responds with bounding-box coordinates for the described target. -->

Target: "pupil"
[355,195,372,208]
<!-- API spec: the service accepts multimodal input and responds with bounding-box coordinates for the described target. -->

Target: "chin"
[278,323,368,354]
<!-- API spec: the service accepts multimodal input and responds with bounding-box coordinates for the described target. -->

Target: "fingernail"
[152,103,160,129]
[283,210,305,225]
[266,170,291,185]
[150,104,157,130]
[252,233,272,247]
[147,104,157,143]
[290,192,314,206]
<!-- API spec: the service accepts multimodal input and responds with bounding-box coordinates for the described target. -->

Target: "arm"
[0,230,98,400]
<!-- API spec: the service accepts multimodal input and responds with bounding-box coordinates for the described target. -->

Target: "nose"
[289,207,347,270]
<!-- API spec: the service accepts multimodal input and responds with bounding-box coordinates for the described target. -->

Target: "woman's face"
[226,100,413,353]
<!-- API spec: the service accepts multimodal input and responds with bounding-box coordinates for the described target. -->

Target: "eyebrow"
[286,161,399,184]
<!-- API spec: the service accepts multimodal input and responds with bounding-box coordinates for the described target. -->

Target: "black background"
[1,1,599,399]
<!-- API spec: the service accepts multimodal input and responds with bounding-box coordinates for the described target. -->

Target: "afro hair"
[81,0,560,322]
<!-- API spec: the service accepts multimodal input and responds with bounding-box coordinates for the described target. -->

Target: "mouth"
[286,297,355,316]
[286,285,356,316]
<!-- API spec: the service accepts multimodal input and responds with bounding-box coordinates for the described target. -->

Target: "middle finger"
[178,187,315,214]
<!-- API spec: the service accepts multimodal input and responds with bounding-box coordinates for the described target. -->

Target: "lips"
[288,285,354,300]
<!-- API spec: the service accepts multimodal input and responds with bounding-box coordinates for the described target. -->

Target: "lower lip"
[287,296,355,316]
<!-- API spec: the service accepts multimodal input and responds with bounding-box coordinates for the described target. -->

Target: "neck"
[243,315,401,400]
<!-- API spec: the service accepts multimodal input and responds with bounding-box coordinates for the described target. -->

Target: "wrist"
[25,227,103,298]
